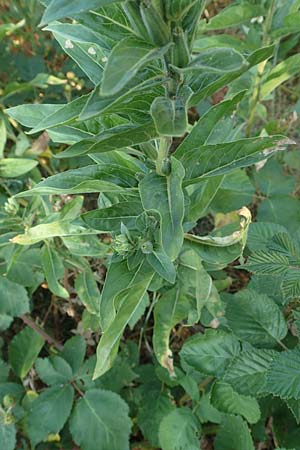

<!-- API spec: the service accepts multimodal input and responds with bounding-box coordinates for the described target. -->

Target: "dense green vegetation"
[1,0,300,449]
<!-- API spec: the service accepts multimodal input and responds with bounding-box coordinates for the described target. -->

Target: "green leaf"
[75,270,101,316]
[41,245,69,299]
[225,289,288,348]
[99,259,150,330]
[41,0,119,25]
[262,54,300,99]
[28,95,88,134]
[82,201,143,232]
[150,86,193,137]
[153,287,190,375]
[35,356,73,385]
[189,45,275,106]
[243,250,291,275]
[201,3,265,30]
[0,276,30,331]
[137,387,175,447]
[8,327,44,379]
[176,47,247,74]
[214,415,255,450]
[158,407,201,450]
[12,220,97,246]
[211,381,261,424]
[26,385,74,447]
[51,29,106,84]
[17,164,137,196]
[223,349,276,396]
[60,335,86,375]
[69,389,131,450]
[266,348,300,399]
[140,157,185,260]
[146,250,176,284]
[101,37,170,96]
[180,329,240,376]
[0,159,38,178]
[176,135,289,184]
[93,272,153,378]
[184,208,251,269]
[5,104,60,128]
[178,247,213,324]
[175,92,245,159]
[57,122,157,158]
[0,419,16,450]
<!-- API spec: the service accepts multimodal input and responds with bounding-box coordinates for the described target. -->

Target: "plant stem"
[21,314,63,351]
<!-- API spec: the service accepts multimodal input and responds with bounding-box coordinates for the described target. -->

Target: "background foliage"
[1,0,300,449]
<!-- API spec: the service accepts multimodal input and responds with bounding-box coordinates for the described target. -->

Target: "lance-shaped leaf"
[225,289,288,348]
[69,389,132,450]
[158,407,201,450]
[0,159,38,178]
[99,259,152,331]
[93,273,153,379]
[153,287,191,375]
[27,95,89,135]
[211,381,261,424]
[100,37,170,96]
[173,47,247,74]
[180,329,240,376]
[177,135,289,184]
[261,54,300,99]
[75,270,101,316]
[40,0,120,25]
[15,164,138,197]
[5,104,60,128]
[56,122,157,158]
[150,86,193,137]
[50,28,106,85]
[11,220,97,246]
[41,245,69,299]
[140,157,185,260]
[81,75,164,121]
[175,91,245,159]
[178,247,212,324]
[82,201,143,232]
[200,2,265,30]
[146,249,176,284]
[189,45,275,106]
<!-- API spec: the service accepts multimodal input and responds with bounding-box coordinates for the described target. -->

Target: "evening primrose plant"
[1,0,300,449]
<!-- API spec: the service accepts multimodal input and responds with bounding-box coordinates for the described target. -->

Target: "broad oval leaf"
[266,348,300,400]
[0,159,38,178]
[158,407,201,450]
[26,385,74,447]
[180,329,240,376]
[215,415,255,450]
[8,327,44,379]
[70,389,132,450]
[225,289,288,348]
[211,381,261,424]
